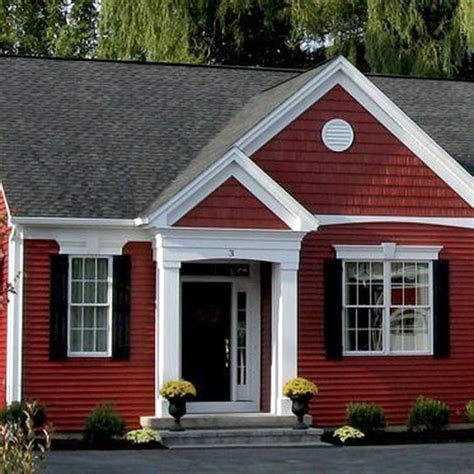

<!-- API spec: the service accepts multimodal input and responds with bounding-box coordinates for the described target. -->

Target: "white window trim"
[336,243,441,357]
[67,256,114,358]
[334,242,442,261]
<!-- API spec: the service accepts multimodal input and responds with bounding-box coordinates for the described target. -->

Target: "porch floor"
[141,413,313,430]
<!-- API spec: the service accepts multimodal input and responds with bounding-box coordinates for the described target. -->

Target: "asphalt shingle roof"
[0,56,472,219]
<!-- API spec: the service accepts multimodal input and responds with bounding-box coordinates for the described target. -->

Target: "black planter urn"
[168,397,187,431]
[291,396,311,429]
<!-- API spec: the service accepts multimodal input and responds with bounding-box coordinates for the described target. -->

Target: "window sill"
[67,352,112,358]
[343,351,433,357]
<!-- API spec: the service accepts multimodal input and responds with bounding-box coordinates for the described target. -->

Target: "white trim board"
[316,214,474,230]
[142,147,318,232]
[334,242,442,261]
[235,56,474,207]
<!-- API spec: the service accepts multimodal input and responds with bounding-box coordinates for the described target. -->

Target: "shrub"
[0,400,47,428]
[466,401,474,423]
[83,403,125,445]
[283,377,318,398]
[346,402,386,433]
[126,428,161,444]
[407,396,449,432]
[0,401,52,472]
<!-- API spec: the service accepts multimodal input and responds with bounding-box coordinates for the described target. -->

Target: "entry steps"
[141,413,329,449]
[160,427,327,449]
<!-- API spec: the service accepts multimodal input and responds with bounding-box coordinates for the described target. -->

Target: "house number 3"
[228,249,235,257]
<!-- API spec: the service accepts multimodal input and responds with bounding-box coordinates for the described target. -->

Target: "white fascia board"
[145,148,318,232]
[317,214,474,230]
[236,55,474,207]
[11,217,137,228]
[334,243,443,261]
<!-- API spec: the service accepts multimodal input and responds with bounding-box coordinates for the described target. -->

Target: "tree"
[54,0,97,58]
[0,0,97,58]
[291,0,474,79]
[97,0,319,67]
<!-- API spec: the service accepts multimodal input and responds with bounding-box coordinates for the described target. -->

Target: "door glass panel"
[237,292,247,386]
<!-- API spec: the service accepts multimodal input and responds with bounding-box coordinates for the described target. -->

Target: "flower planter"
[290,396,311,430]
[168,397,187,431]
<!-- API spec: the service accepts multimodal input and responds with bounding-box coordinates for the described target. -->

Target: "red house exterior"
[1,55,473,430]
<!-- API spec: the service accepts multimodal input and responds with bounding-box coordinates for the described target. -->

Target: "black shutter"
[112,255,131,360]
[324,259,343,360]
[433,260,450,358]
[50,254,69,360]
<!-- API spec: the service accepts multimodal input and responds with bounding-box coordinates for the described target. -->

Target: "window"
[68,257,113,356]
[343,260,432,355]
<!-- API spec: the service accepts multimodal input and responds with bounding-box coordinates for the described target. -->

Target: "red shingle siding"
[300,223,474,426]
[175,177,288,229]
[0,191,9,406]
[253,85,474,217]
[22,240,155,430]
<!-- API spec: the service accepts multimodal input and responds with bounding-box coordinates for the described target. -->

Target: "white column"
[271,262,298,415]
[155,260,181,417]
[6,225,24,403]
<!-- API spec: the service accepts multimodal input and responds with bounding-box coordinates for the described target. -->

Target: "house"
[0,55,473,430]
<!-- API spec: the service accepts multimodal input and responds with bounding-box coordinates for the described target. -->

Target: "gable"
[252,85,474,217]
[175,177,289,229]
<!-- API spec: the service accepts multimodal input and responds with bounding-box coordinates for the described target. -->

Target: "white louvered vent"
[321,118,354,152]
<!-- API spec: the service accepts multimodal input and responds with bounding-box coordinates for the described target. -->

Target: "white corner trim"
[334,242,443,261]
[316,214,474,229]
[235,56,474,207]
[144,147,318,232]
[6,224,24,403]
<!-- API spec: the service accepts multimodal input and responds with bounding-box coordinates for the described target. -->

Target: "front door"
[181,263,260,413]
[182,282,232,401]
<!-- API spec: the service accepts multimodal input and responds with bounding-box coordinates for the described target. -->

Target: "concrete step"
[141,413,312,430]
[160,427,328,449]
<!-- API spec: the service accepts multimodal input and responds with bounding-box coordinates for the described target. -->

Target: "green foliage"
[83,403,125,445]
[346,402,386,433]
[0,401,47,429]
[292,0,474,79]
[407,396,450,432]
[126,428,161,445]
[0,0,96,58]
[466,400,474,423]
[0,401,52,473]
[333,425,365,443]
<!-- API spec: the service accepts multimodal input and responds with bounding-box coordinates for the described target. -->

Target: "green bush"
[0,400,47,428]
[346,402,386,433]
[466,401,474,423]
[83,403,125,445]
[407,396,449,432]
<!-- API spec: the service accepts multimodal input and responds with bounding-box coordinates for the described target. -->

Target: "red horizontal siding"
[22,240,155,430]
[300,223,474,426]
[175,177,288,229]
[253,85,474,217]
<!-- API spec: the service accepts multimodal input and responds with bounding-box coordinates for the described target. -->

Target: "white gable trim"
[142,148,318,232]
[235,56,474,207]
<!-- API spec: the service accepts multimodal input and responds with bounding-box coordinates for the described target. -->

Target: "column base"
[155,397,171,418]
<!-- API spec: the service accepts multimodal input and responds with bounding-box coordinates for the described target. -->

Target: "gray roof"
[0,56,472,219]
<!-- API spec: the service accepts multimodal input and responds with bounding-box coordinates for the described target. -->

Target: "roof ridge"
[0,53,303,73]
[367,72,473,84]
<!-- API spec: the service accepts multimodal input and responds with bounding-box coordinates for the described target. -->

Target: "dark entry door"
[182,282,232,401]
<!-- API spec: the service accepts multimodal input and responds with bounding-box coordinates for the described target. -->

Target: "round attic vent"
[321,118,354,152]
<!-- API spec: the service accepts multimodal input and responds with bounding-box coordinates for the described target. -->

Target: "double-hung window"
[336,243,442,356]
[68,257,113,356]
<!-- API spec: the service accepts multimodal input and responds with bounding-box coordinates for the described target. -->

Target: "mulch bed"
[51,438,165,450]
[322,428,474,446]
